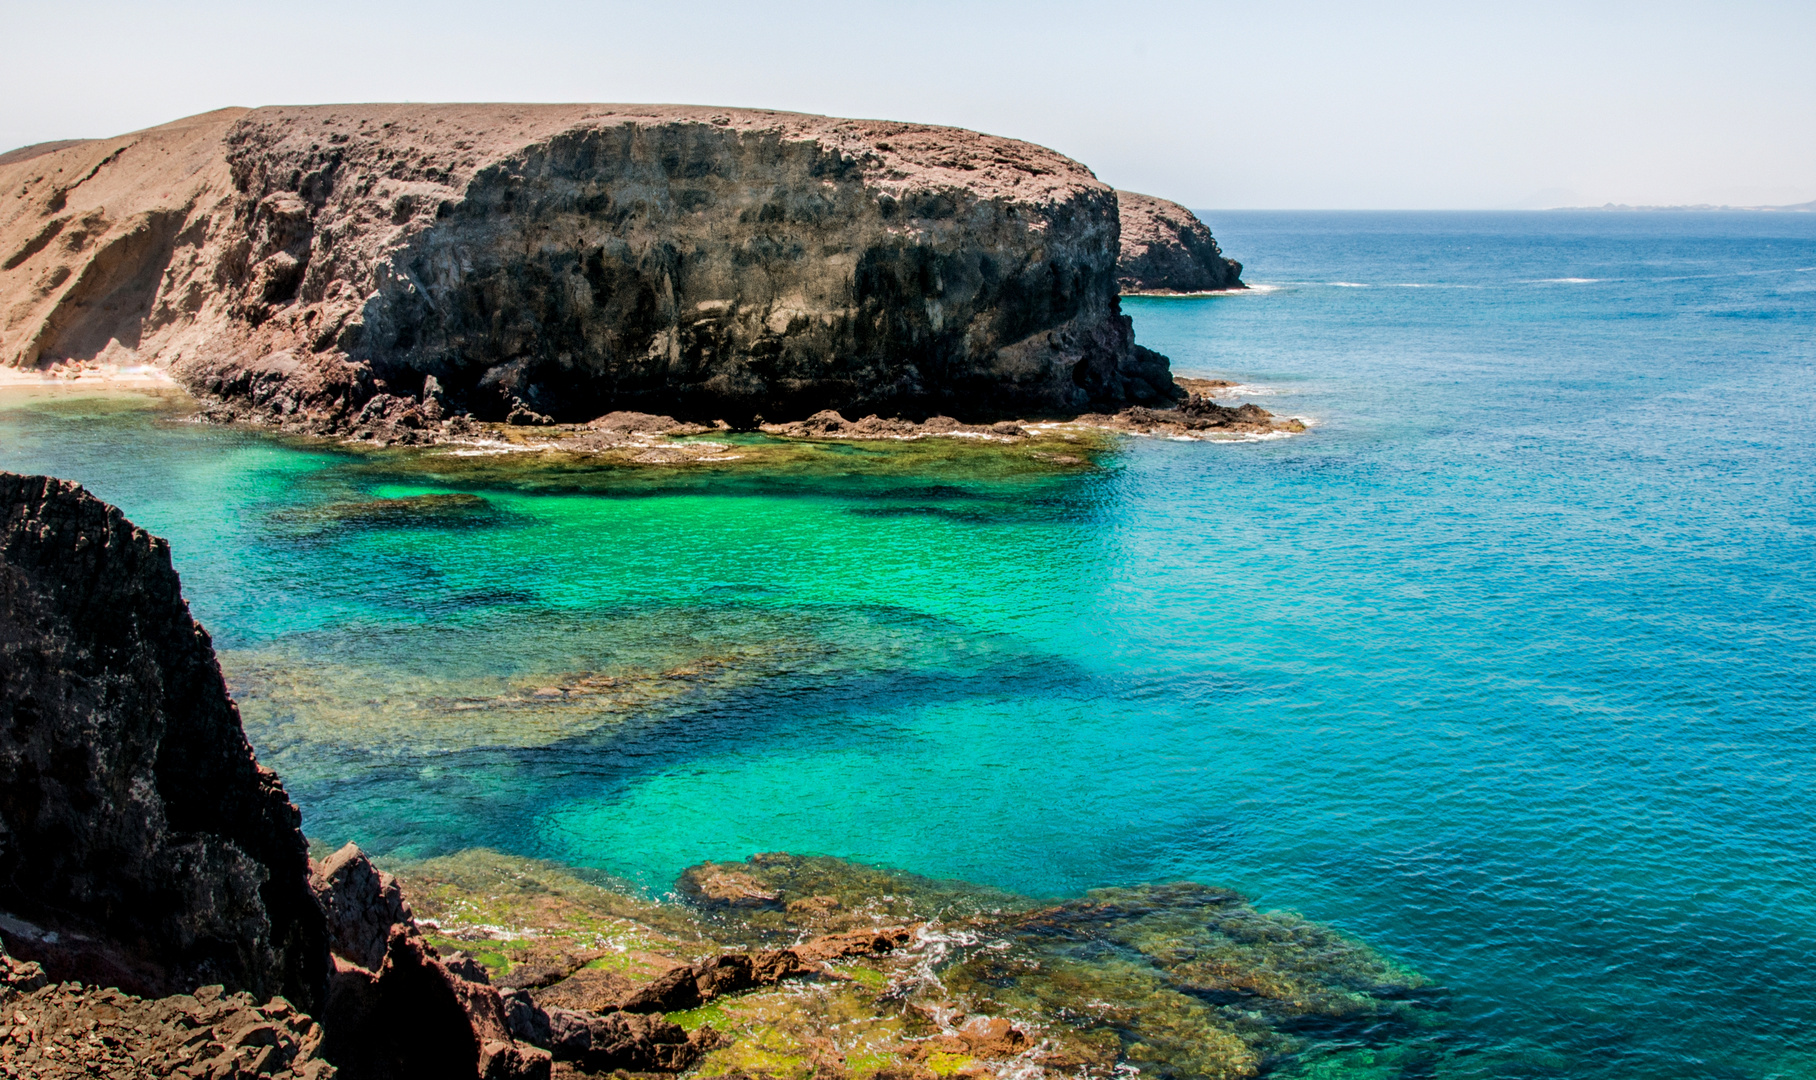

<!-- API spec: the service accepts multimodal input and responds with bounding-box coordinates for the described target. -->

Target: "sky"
[2,0,1812,209]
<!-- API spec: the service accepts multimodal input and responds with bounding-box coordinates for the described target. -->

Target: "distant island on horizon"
[1550,198,1816,212]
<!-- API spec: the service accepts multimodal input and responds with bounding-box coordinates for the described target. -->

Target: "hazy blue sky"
[4,0,1811,208]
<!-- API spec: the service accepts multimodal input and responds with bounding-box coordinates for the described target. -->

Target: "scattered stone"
[0,978,333,1080]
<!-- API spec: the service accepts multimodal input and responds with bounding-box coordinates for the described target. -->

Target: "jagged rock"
[1,105,1182,431]
[790,925,918,965]
[310,846,548,1079]
[318,924,549,1080]
[1115,190,1244,293]
[618,927,915,1014]
[543,1007,705,1072]
[0,472,328,1007]
[310,842,414,971]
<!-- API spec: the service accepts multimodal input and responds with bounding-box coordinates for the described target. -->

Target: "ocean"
[2,210,1812,1078]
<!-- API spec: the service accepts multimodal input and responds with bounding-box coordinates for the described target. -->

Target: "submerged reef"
[0,477,1420,1078]
[390,850,1446,1080]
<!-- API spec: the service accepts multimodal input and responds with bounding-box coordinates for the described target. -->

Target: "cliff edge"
[0,473,327,1008]
[1115,190,1244,293]
[0,105,1180,429]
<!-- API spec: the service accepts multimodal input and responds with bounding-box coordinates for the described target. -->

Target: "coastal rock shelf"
[0,105,1183,433]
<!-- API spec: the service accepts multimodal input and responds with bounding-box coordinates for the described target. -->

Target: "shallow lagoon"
[3,211,1813,1078]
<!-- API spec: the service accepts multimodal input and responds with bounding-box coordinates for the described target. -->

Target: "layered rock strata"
[0,473,327,1007]
[0,105,1181,431]
[1115,190,1244,293]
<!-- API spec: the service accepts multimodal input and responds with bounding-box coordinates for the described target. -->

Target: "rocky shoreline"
[0,473,1443,1080]
[1,105,1182,434]
[2,105,1272,449]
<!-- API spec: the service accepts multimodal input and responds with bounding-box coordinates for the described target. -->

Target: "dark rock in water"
[3,105,1183,430]
[273,493,498,533]
[1115,191,1245,293]
[0,472,328,1008]
[615,927,915,1014]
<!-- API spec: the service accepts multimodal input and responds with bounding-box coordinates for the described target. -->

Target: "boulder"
[310,842,414,972]
[0,472,328,1008]
[1115,190,1245,293]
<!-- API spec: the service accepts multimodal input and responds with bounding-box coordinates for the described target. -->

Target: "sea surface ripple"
[2,211,1812,1079]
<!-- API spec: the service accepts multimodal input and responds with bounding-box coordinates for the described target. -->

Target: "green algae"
[379,849,1451,1079]
[266,491,501,533]
[664,1001,730,1032]
[309,422,1115,500]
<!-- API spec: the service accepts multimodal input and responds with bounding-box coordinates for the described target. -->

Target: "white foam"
[1537,277,1601,283]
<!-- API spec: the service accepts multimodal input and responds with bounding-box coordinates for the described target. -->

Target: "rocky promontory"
[0,105,1182,434]
[0,473,326,1007]
[1115,190,1244,293]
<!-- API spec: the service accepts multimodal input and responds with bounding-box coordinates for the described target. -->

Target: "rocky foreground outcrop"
[0,104,1181,431]
[0,473,327,1006]
[1115,190,1244,293]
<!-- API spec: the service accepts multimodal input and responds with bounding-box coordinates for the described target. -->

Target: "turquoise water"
[3,211,1814,1077]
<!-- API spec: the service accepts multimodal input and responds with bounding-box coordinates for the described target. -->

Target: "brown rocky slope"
[0,105,1182,431]
[1115,190,1244,293]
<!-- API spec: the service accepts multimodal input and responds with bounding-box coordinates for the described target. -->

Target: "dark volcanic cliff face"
[1114,190,1244,293]
[0,473,327,1008]
[0,105,1179,427]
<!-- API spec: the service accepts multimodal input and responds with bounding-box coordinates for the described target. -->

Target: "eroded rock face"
[309,845,550,1080]
[0,473,327,1008]
[1,105,1182,427]
[1115,190,1244,293]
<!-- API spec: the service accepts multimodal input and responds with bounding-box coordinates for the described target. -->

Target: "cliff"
[1114,190,1244,293]
[0,473,327,1007]
[0,105,1181,429]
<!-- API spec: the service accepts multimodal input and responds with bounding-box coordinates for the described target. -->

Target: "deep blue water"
[2,211,1813,1077]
